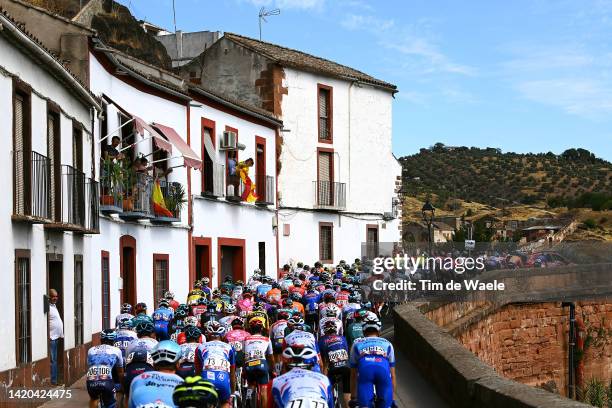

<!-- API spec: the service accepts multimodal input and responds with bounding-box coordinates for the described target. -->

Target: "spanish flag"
[152,179,173,217]
[238,162,259,203]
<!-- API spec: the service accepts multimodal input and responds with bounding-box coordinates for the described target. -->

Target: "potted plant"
[164,182,186,219]
[101,157,125,208]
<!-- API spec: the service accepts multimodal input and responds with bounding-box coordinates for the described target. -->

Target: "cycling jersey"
[219,314,240,328]
[243,334,273,385]
[256,283,273,297]
[191,304,207,323]
[318,335,349,370]
[177,342,199,378]
[168,299,180,311]
[319,317,344,337]
[176,331,205,345]
[303,292,320,315]
[114,329,138,361]
[335,292,350,308]
[231,286,243,301]
[283,330,320,371]
[349,336,395,408]
[194,340,235,402]
[345,322,364,348]
[128,371,183,408]
[125,338,158,358]
[237,297,254,313]
[152,307,174,341]
[272,368,333,408]
[187,289,205,305]
[266,288,282,303]
[225,328,250,366]
[115,313,135,327]
[270,320,288,353]
[86,344,123,407]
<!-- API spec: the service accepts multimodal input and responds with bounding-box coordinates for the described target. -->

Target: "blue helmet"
[151,340,182,365]
[133,315,155,335]
[101,329,116,343]
[117,317,133,329]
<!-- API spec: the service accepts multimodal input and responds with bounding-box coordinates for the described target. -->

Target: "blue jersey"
[86,344,123,382]
[152,308,174,340]
[256,283,273,297]
[128,371,183,408]
[318,335,349,369]
[114,329,138,361]
[272,368,333,408]
[303,292,320,314]
[349,336,395,369]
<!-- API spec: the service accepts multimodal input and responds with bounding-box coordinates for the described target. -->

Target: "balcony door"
[120,235,137,307]
[13,87,32,216]
[255,136,266,202]
[317,149,333,206]
[47,111,61,222]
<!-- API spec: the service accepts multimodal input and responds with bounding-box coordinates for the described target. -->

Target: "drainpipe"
[562,302,576,399]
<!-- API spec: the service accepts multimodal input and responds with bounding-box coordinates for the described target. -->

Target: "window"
[153,254,169,302]
[367,225,379,259]
[317,84,333,142]
[317,149,334,206]
[319,223,333,263]
[101,251,110,330]
[13,84,32,216]
[15,250,31,365]
[74,255,84,346]
[48,109,61,222]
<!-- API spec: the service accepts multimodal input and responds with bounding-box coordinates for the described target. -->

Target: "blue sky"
[119,0,612,161]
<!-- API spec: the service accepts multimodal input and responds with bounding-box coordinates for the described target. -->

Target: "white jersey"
[284,330,317,351]
[125,337,158,363]
[243,334,273,363]
[272,368,332,408]
[319,317,343,336]
[179,342,199,365]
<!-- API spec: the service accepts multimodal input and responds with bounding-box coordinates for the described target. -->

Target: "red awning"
[153,123,203,170]
[133,116,173,154]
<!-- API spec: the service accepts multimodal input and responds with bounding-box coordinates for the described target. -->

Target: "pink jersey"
[225,329,250,353]
[237,298,254,313]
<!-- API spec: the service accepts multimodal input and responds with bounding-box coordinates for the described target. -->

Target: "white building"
[0,7,101,385]
[181,33,403,269]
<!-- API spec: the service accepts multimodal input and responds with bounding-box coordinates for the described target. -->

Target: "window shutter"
[15,95,25,215]
[319,89,329,140]
[48,114,56,220]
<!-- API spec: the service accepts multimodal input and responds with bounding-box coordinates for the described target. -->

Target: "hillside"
[400,144,612,210]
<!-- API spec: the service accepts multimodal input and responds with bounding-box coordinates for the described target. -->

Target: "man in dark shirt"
[103,136,124,160]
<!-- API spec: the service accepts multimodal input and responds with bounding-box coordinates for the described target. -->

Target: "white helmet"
[324,304,340,317]
[282,346,318,368]
[362,315,381,333]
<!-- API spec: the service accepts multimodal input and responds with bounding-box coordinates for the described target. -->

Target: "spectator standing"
[48,288,64,385]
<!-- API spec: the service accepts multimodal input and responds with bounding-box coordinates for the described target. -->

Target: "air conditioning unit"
[220,131,237,150]
[383,212,395,221]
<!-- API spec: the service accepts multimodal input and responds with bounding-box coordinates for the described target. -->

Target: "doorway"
[47,255,64,384]
[255,136,266,202]
[258,242,266,274]
[193,237,212,283]
[120,236,137,306]
[218,238,245,287]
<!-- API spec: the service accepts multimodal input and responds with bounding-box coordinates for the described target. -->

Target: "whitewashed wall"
[0,35,94,371]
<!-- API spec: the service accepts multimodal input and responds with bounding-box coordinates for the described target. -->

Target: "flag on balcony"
[152,179,173,217]
[238,162,259,203]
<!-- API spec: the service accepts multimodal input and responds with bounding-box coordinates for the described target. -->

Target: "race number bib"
[288,398,328,408]
[328,349,348,363]
[204,357,230,372]
[87,365,111,379]
[246,349,265,361]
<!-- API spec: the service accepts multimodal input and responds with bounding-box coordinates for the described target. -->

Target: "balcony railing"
[313,180,346,210]
[255,174,275,205]
[225,174,245,202]
[119,172,154,220]
[152,180,183,222]
[13,150,51,222]
[45,165,99,233]
[100,160,123,214]
[202,161,225,198]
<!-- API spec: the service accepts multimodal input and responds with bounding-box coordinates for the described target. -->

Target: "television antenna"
[259,7,280,40]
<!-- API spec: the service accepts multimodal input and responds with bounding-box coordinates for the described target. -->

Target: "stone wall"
[453,302,612,396]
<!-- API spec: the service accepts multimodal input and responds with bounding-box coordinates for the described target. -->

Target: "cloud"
[341,14,394,31]
[517,78,612,118]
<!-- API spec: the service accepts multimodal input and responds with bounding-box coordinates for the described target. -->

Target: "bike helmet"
[173,376,219,408]
[202,277,210,285]
[324,304,340,317]
[204,320,226,337]
[151,340,182,365]
[197,297,207,305]
[100,329,116,343]
[322,320,338,335]
[282,346,318,369]
[184,316,198,327]
[252,302,265,312]
[354,309,367,321]
[133,318,155,336]
[158,298,170,308]
[134,302,147,315]
[287,315,305,329]
[211,289,221,297]
[362,315,382,333]
[224,276,234,283]
[164,291,175,300]
[223,304,236,315]
[290,292,302,302]
[121,303,133,314]
[175,308,188,319]
[248,316,266,329]
[231,317,244,328]
[323,292,336,303]
[184,325,202,342]
[277,310,291,321]
[117,317,133,330]
[283,298,294,308]
[349,292,362,303]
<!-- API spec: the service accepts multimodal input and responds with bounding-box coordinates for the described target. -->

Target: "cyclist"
[243,316,275,408]
[319,320,351,408]
[115,303,134,327]
[349,315,396,408]
[273,346,334,408]
[201,277,212,298]
[86,329,123,408]
[177,325,203,379]
[114,318,137,361]
[170,306,189,342]
[345,310,366,349]
[128,340,183,408]
[176,316,205,345]
[219,303,240,328]
[192,297,208,323]
[164,291,180,311]
[133,302,147,316]
[188,283,206,306]
[283,316,321,371]
[195,320,236,408]
[173,375,219,408]
[319,305,344,337]
[152,298,174,341]
[303,286,321,329]
[225,317,249,368]
[123,317,157,402]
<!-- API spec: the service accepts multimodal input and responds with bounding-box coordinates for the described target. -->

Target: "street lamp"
[421,200,435,254]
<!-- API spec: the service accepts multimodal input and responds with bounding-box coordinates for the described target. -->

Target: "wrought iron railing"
[255,174,275,205]
[57,165,86,227]
[313,180,346,210]
[155,180,183,221]
[202,161,225,198]
[122,172,154,217]
[85,179,100,233]
[100,159,124,213]
[13,150,51,221]
[225,173,245,202]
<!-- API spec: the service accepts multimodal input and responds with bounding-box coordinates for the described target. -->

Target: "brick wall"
[454,302,612,395]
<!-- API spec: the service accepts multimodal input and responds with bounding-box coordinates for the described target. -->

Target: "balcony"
[151,180,184,223]
[100,160,124,214]
[13,150,52,223]
[45,165,100,233]
[255,174,275,206]
[202,161,225,198]
[313,180,346,210]
[118,172,154,220]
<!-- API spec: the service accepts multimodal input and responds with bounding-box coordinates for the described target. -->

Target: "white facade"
[0,25,98,375]
[277,68,401,266]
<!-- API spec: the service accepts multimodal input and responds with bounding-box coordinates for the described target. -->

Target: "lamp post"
[421,200,435,254]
